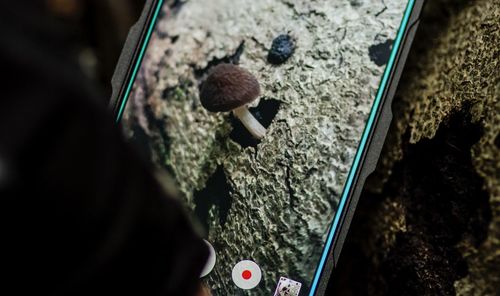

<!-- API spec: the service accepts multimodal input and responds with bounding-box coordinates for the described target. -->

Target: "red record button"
[242,270,252,280]
[232,260,262,290]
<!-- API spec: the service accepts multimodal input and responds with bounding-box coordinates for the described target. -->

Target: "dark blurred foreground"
[0,1,208,295]
[9,0,146,98]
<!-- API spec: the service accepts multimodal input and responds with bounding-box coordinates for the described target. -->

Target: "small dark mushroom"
[200,63,266,139]
[267,34,295,65]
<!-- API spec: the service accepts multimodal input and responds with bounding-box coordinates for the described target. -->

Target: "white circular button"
[231,260,262,290]
[200,240,216,277]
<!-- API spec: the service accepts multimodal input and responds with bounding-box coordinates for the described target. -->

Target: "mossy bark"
[329,0,499,295]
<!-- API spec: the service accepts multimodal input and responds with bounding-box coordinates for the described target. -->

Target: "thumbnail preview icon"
[273,276,302,296]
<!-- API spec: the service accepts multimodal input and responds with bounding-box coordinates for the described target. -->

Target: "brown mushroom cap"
[199,63,261,112]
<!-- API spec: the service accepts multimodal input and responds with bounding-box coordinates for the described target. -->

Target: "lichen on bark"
[333,0,499,295]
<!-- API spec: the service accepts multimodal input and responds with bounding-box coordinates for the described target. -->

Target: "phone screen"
[118,0,414,295]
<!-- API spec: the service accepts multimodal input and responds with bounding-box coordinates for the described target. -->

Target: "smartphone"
[110,1,424,295]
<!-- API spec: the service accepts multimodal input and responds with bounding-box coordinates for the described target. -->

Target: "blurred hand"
[196,282,212,296]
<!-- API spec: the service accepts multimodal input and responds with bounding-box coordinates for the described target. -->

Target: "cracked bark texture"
[330,0,499,295]
[122,0,407,294]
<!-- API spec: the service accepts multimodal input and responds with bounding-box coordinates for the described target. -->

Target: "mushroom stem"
[232,106,267,140]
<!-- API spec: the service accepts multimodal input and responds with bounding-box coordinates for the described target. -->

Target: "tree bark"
[330,0,499,295]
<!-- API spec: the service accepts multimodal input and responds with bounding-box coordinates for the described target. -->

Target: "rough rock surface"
[330,0,499,295]
[122,0,407,294]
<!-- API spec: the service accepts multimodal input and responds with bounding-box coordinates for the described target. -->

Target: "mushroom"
[199,63,266,140]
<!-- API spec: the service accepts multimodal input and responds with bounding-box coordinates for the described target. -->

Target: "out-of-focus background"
[44,0,146,98]
[37,0,500,295]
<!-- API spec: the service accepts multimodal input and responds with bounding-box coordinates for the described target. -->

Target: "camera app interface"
[121,0,411,294]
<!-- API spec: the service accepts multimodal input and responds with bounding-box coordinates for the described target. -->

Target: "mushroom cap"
[199,63,261,112]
